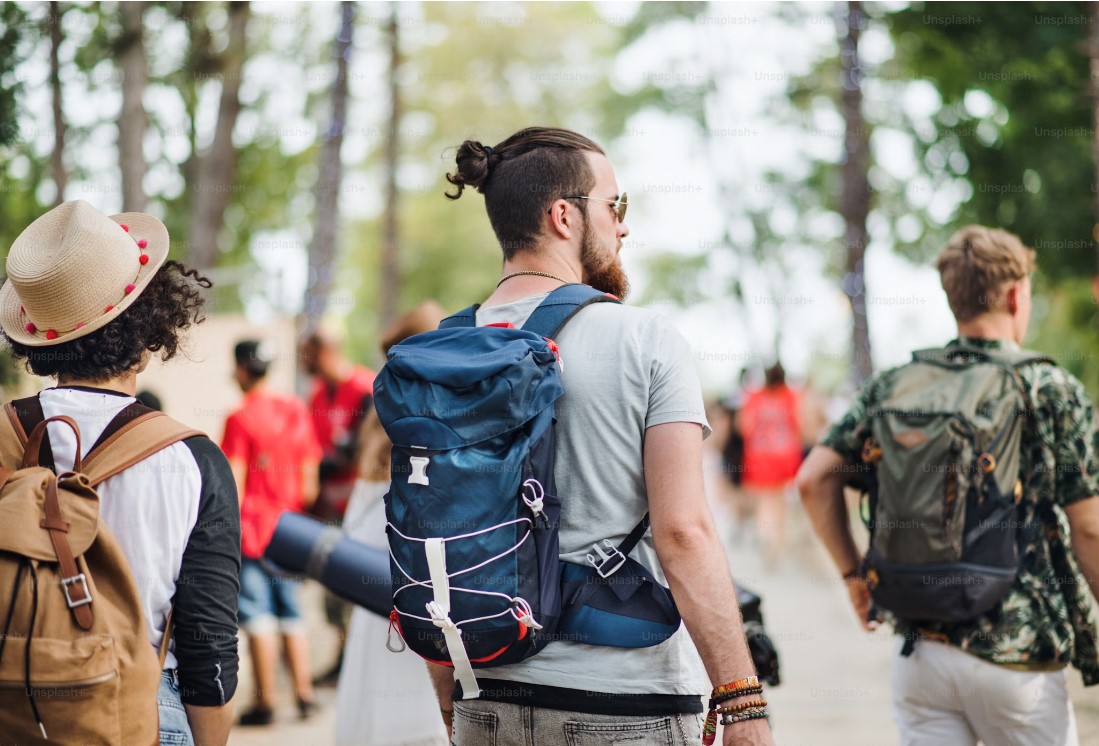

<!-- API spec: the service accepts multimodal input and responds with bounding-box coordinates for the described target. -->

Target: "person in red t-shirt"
[299,328,376,685]
[221,340,322,726]
[300,328,376,520]
[738,362,804,567]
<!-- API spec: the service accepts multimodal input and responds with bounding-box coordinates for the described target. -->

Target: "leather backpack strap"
[80,411,204,487]
[24,415,96,630]
[158,607,175,668]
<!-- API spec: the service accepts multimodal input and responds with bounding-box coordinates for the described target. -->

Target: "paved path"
[226,502,1099,745]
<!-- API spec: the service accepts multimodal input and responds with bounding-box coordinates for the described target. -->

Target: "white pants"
[892,638,1079,746]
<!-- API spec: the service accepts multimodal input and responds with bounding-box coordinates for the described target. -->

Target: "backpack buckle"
[586,539,626,579]
[61,573,92,608]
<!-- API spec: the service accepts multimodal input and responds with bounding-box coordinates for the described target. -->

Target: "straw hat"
[0,200,170,347]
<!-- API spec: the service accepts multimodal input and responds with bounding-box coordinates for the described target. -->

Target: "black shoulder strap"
[439,305,478,329]
[615,513,651,558]
[913,344,1055,369]
[11,396,154,473]
[520,284,621,339]
[11,395,53,470]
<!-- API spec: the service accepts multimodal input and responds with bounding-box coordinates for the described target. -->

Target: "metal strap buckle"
[586,539,626,579]
[61,573,92,608]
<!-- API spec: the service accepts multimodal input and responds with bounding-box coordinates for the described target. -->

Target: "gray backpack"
[859,344,1052,626]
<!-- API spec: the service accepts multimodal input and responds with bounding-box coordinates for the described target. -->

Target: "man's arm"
[227,458,246,507]
[301,460,320,508]
[796,445,874,630]
[1065,497,1099,605]
[645,422,772,746]
[183,705,234,746]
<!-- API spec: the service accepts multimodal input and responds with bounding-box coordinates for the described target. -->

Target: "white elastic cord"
[521,479,545,516]
[424,538,481,699]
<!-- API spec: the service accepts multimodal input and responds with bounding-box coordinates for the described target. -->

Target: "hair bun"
[445,140,496,199]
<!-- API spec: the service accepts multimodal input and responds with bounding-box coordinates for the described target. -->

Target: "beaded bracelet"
[720,708,768,726]
[720,698,768,715]
[708,686,763,710]
[703,676,766,745]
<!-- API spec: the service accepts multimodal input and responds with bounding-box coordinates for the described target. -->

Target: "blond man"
[798,226,1099,745]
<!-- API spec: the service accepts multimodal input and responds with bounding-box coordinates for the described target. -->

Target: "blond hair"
[934,225,1035,322]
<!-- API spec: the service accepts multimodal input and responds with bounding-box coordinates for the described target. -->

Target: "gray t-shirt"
[475,294,712,697]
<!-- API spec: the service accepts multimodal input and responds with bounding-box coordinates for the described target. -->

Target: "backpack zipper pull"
[386,610,407,653]
[544,338,563,372]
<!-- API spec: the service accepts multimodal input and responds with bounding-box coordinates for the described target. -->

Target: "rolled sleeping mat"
[263,510,393,618]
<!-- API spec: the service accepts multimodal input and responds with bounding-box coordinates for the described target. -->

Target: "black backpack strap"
[914,344,1055,369]
[521,284,621,339]
[10,395,53,471]
[87,401,156,453]
[9,396,155,473]
[615,513,650,557]
[588,513,651,578]
[439,305,478,329]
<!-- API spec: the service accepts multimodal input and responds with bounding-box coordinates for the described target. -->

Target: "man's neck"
[955,315,1018,344]
[484,254,583,307]
[56,372,138,396]
[320,361,353,385]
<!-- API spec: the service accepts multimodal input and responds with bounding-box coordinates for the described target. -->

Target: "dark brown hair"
[446,127,604,258]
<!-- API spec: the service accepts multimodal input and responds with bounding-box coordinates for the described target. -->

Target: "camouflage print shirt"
[822,336,1099,685]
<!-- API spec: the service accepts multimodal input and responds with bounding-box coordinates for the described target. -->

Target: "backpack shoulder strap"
[520,284,621,339]
[4,395,54,470]
[81,406,205,487]
[914,344,1055,369]
[439,305,478,329]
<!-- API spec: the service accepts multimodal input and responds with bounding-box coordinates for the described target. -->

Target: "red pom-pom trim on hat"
[137,239,148,249]
[105,305,114,313]
[45,330,58,340]
[120,224,129,232]
[19,305,23,314]
[24,322,36,334]
[75,322,85,330]
[124,284,136,295]
[139,254,150,265]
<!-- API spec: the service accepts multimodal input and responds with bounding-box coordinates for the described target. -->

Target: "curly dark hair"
[5,260,212,381]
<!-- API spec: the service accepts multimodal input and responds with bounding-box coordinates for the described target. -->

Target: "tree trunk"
[839,1,873,384]
[187,1,250,270]
[117,1,147,212]
[301,0,355,331]
[1090,2,1099,275]
[380,4,402,329]
[48,1,66,206]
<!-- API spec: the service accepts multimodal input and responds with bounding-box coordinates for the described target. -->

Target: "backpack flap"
[0,469,99,562]
[376,327,564,450]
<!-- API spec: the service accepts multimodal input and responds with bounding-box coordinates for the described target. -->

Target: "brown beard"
[580,218,630,300]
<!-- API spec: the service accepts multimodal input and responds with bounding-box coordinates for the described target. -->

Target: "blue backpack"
[374,285,681,699]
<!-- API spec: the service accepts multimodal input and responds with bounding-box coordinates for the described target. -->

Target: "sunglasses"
[562,192,629,223]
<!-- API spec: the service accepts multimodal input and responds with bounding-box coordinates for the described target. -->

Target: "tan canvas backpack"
[0,396,201,745]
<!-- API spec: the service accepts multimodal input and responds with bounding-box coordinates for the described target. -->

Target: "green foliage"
[888,1,1099,392]
[888,2,1096,276]
[0,3,26,147]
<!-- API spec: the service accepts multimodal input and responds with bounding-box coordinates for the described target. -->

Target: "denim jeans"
[452,700,704,746]
[158,669,195,746]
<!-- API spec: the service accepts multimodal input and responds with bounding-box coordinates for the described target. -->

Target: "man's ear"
[546,200,573,241]
[1004,282,1020,315]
